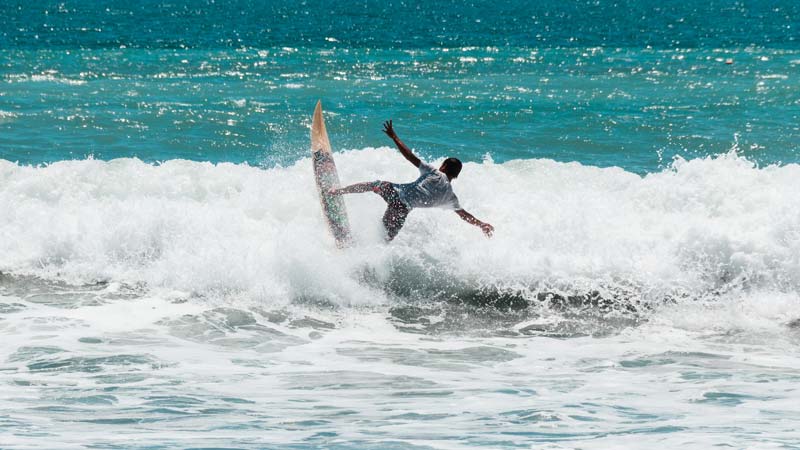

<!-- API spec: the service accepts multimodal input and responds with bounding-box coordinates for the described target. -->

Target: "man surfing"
[330,120,494,241]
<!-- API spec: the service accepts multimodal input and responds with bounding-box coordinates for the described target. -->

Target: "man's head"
[439,157,462,179]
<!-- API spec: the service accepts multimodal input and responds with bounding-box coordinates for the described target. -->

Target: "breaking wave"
[1,148,799,334]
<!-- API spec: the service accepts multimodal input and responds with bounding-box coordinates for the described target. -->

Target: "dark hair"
[440,157,462,178]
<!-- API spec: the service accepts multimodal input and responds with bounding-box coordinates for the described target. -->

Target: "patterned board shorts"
[372,181,410,240]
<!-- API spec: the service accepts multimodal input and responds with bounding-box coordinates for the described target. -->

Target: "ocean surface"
[2,1,800,449]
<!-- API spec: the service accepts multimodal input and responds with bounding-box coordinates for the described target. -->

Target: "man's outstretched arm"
[383,120,421,167]
[455,209,494,237]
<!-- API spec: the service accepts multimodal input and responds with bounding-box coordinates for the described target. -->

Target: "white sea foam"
[0,110,17,123]
[2,149,800,449]
[1,150,798,324]
[6,73,88,85]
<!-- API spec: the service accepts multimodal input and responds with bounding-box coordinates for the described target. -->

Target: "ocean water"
[2,1,800,449]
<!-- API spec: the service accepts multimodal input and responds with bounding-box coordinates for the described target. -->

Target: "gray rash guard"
[392,162,461,210]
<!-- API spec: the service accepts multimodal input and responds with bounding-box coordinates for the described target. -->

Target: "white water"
[2,148,799,303]
[2,150,800,448]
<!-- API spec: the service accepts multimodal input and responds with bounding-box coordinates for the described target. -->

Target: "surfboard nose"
[311,100,331,153]
[312,100,323,127]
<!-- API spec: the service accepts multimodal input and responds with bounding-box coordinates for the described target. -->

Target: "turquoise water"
[2,1,799,172]
[2,2,800,449]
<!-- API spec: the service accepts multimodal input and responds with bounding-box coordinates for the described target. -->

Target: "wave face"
[2,150,798,322]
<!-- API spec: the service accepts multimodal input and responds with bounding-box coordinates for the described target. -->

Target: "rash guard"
[392,162,460,210]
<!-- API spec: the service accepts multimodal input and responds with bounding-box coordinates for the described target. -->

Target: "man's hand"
[383,119,420,167]
[382,120,397,139]
[480,222,494,238]
[456,209,494,238]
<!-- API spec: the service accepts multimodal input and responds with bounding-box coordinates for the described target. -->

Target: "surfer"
[330,120,494,241]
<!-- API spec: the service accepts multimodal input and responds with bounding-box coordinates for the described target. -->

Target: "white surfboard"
[311,100,352,247]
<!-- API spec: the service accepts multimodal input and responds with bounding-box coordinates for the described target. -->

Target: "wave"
[5,73,88,85]
[1,149,799,333]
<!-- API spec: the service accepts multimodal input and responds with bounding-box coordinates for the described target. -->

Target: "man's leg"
[331,181,380,195]
[382,203,410,241]
[333,181,410,240]
[375,182,410,241]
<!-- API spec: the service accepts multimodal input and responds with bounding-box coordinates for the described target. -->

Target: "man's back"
[393,162,461,210]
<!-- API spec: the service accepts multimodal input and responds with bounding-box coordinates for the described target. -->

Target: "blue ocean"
[2,1,800,448]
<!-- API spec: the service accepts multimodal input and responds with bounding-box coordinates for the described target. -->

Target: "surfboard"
[311,100,352,247]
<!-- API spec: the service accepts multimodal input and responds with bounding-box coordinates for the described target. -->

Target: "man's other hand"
[480,223,495,238]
